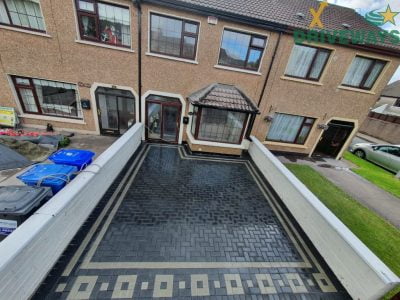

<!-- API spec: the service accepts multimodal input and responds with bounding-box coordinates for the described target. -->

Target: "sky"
[328,0,400,83]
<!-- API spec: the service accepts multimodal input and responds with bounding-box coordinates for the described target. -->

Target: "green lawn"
[343,152,400,199]
[285,163,400,280]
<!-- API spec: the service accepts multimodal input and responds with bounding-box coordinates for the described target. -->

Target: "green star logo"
[365,5,399,26]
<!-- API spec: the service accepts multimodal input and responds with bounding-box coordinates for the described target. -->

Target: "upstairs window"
[266,113,315,145]
[12,76,83,119]
[76,0,131,48]
[150,13,199,60]
[285,44,331,81]
[0,0,45,32]
[342,56,386,90]
[218,29,266,71]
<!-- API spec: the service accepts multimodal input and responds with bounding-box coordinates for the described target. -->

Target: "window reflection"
[218,29,266,71]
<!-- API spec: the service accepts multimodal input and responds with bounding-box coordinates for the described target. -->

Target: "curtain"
[342,56,372,87]
[0,1,10,24]
[309,51,329,79]
[19,88,38,113]
[198,108,246,144]
[285,45,316,78]
[267,113,303,143]
[364,62,385,88]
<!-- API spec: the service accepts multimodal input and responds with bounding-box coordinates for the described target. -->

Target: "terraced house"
[0,0,399,159]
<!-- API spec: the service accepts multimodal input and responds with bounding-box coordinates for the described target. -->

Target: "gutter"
[142,0,290,33]
[134,0,142,122]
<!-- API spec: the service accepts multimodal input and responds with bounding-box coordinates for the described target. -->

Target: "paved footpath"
[279,155,400,229]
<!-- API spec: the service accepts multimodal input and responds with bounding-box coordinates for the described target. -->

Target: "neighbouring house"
[0,0,399,158]
[372,80,400,116]
[359,80,400,144]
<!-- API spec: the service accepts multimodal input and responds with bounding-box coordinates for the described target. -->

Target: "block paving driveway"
[35,144,350,299]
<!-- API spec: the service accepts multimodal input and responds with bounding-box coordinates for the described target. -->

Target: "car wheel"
[354,149,366,159]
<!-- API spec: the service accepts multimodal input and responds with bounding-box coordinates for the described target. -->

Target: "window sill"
[214,65,262,76]
[280,76,323,86]
[145,52,198,64]
[263,141,308,149]
[75,40,135,53]
[19,114,86,124]
[337,85,376,95]
[0,25,50,38]
[187,132,248,149]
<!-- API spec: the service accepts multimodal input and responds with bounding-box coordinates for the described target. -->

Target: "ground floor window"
[191,106,248,144]
[266,113,315,144]
[11,76,82,119]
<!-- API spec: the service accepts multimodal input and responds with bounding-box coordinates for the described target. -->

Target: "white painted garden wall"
[249,136,399,300]
[0,123,144,299]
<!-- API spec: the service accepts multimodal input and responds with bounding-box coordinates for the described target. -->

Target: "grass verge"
[285,163,400,299]
[343,151,400,199]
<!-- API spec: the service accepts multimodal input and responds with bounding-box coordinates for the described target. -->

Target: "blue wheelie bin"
[17,164,78,194]
[49,149,95,170]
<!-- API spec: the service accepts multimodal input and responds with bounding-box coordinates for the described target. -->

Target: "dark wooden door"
[314,121,354,157]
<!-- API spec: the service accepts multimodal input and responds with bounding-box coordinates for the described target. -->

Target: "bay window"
[12,76,82,119]
[342,56,386,90]
[191,107,248,144]
[218,29,266,71]
[0,0,45,31]
[76,0,131,48]
[285,45,331,81]
[266,113,315,144]
[150,13,199,60]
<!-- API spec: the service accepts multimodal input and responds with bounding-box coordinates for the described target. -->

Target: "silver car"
[349,143,400,173]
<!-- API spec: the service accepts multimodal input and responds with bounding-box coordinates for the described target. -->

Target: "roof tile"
[188,83,259,113]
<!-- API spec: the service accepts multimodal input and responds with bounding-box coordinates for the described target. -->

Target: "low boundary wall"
[0,123,143,299]
[249,136,399,300]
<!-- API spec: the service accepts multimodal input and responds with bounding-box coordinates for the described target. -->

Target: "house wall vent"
[208,16,218,25]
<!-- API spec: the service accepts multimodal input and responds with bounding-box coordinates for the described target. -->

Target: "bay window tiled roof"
[188,83,259,113]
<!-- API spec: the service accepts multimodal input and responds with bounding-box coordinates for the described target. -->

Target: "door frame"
[95,91,136,135]
[145,99,182,143]
[310,117,358,159]
[90,83,139,135]
[95,89,136,136]
[141,90,186,144]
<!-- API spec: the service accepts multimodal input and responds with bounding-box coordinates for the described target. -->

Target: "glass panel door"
[147,102,162,139]
[117,96,135,134]
[163,105,179,142]
[98,94,119,133]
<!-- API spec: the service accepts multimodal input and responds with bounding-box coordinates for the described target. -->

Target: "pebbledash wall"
[0,0,139,134]
[0,0,399,156]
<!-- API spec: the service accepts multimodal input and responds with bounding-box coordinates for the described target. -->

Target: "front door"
[96,87,135,135]
[314,120,354,157]
[146,96,181,143]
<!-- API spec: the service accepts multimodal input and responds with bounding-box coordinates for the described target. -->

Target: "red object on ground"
[0,129,57,137]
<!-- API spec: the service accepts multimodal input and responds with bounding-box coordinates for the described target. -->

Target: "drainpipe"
[246,32,282,140]
[257,32,282,107]
[134,0,142,122]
